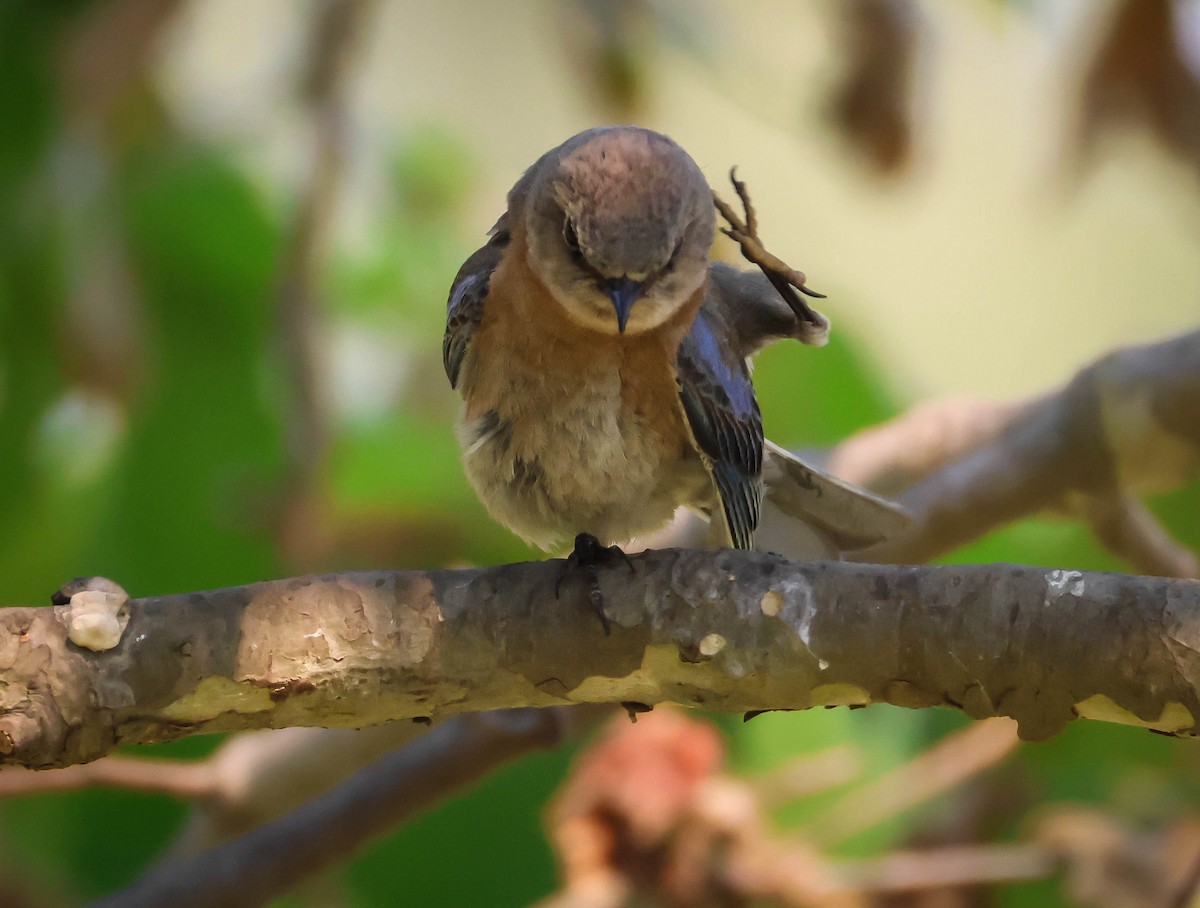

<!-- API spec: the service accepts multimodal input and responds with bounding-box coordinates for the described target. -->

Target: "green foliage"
[754,321,899,445]
[96,148,288,593]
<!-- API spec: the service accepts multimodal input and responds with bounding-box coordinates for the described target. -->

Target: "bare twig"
[89,710,569,908]
[838,843,1056,893]
[0,722,434,859]
[167,723,427,852]
[0,755,214,801]
[825,395,1024,494]
[1038,807,1200,908]
[809,718,1021,846]
[650,331,1198,578]
[750,744,864,806]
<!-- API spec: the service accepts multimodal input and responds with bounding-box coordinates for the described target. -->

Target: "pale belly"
[459,380,710,549]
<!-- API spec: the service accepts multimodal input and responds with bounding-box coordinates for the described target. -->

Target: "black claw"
[743,708,797,722]
[50,576,128,606]
[50,577,89,605]
[556,532,635,635]
[621,701,653,723]
[765,273,823,326]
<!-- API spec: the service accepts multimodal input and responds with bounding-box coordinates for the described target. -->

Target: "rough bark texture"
[3,551,1199,768]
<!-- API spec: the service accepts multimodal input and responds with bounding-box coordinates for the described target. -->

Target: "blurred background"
[1,0,1198,905]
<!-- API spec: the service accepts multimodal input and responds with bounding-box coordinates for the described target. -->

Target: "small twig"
[713,168,828,332]
[838,843,1057,893]
[0,755,215,801]
[809,717,1021,846]
[749,744,864,806]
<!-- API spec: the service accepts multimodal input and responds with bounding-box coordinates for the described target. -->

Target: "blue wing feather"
[443,221,510,389]
[676,308,764,549]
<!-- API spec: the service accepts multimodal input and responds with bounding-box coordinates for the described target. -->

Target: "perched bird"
[444,126,905,570]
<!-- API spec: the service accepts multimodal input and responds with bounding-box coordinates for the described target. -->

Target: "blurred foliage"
[1,2,1199,907]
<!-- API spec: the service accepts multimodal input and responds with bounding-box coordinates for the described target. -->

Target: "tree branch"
[859,330,1200,570]
[89,709,569,908]
[808,717,1020,846]
[3,552,1198,769]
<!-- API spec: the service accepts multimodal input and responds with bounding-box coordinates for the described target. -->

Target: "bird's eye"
[563,220,581,254]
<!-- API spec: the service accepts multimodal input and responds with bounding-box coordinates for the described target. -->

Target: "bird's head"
[522,127,715,335]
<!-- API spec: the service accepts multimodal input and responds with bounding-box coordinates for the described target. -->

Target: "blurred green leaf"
[754,322,899,445]
[87,147,287,593]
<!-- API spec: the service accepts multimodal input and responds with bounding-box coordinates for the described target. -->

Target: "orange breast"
[454,229,711,546]
[463,229,701,432]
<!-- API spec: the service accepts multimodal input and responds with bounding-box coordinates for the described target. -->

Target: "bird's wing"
[675,307,764,550]
[443,217,511,389]
[760,440,912,552]
[707,262,830,355]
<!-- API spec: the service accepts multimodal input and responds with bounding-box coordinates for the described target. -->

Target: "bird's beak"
[605,276,643,333]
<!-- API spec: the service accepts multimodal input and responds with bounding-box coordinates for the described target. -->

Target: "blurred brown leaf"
[1074,0,1200,182]
[825,0,919,177]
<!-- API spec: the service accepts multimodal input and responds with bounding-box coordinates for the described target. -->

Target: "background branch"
[857,330,1200,572]
[274,0,375,486]
[809,717,1021,846]
[91,709,571,908]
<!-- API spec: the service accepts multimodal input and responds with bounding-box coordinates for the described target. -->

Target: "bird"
[443,126,906,581]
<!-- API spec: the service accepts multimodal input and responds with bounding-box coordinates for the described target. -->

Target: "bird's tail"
[750,440,911,560]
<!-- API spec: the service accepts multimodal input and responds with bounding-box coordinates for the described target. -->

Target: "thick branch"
[3,552,1199,768]
[860,330,1200,569]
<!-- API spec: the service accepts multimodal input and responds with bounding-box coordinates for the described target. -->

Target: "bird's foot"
[555,532,634,635]
[712,168,829,334]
